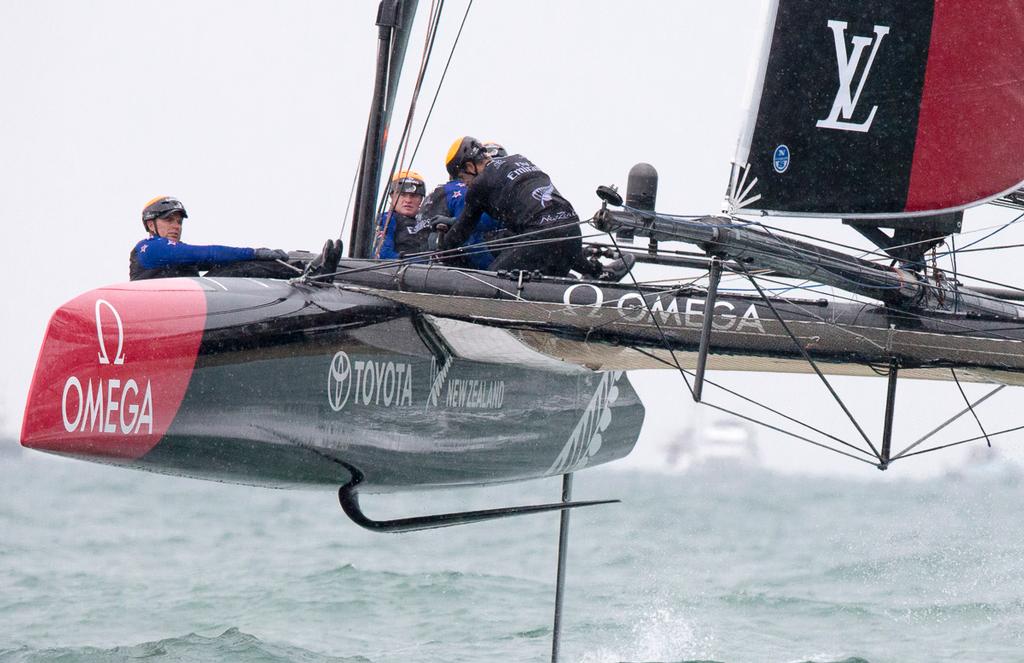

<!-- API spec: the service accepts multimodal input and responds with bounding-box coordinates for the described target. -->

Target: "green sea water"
[1,443,1022,662]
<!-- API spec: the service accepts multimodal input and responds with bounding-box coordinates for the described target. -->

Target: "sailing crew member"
[129,196,289,281]
[420,143,507,269]
[373,170,431,261]
[436,137,587,277]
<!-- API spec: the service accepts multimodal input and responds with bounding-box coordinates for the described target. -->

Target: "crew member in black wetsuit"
[437,137,584,277]
[129,196,289,281]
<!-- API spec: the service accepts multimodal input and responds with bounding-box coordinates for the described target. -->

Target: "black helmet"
[482,141,507,158]
[142,196,188,230]
[445,136,486,179]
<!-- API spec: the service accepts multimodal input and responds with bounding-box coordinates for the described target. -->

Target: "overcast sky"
[4,1,1022,479]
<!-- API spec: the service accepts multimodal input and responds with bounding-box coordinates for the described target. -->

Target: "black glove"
[428,215,455,232]
[254,248,289,261]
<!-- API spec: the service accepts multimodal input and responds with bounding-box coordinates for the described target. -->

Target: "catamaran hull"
[20,278,645,490]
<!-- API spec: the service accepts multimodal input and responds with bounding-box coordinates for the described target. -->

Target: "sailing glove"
[254,248,290,261]
[428,215,455,233]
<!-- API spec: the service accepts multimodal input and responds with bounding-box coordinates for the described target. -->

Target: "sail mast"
[348,0,419,258]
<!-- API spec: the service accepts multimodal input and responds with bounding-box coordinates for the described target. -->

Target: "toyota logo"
[328,351,351,411]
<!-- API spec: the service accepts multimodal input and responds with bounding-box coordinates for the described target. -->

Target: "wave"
[0,627,369,663]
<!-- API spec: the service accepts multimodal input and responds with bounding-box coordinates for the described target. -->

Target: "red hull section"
[21,279,206,460]
[906,1,1024,211]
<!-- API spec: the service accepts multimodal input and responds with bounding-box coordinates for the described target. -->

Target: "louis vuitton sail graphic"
[729,0,1024,216]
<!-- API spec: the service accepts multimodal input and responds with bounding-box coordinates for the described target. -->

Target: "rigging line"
[409,0,474,164]
[950,234,960,314]
[749,218,1024,302]
[951,368,993,448]
[738,211,1022,263]
[889,384,1005,460]
[390,1,444,177]
[741,271,1024,344]
[750,219,947,264]
[952,210,1024,252]
[743,267,881,459]
[376,1,445,222]
[315,220,597,280]
[400,217,598,264]
[939,269,1024,295]
[628,346,877,459]
[890,422,1024,462]
[369,3,444,258]
[731,278,887,352]
[900,257,1024,297]
[340,163,362,242]
[750,284,892,351]
[941,242,1024,255]
[701,401,879,467]
[571,273,886,360]
[607,232,696,398]
[443,272,583,320]
[659,223,910,292]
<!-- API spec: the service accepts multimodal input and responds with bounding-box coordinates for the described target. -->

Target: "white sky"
[3,1,1023,479]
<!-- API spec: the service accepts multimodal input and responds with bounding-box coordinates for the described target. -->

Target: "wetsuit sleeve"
[445,186,498,231]
[419,185,449,220]
[441,180,489,250]
[446,185,467,217]
[375,212,399,259]
[477,212,500,233]
[134,238,255,269]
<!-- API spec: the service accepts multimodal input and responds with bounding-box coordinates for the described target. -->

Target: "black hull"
[21,278,644,490]
[330,259,1024,385]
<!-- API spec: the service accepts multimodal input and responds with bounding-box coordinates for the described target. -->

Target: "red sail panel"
[905,1,1024,212]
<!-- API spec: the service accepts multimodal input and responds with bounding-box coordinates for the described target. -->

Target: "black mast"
[348,0,419,258]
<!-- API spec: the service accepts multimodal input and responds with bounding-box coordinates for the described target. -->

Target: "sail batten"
[732,0,1024,220]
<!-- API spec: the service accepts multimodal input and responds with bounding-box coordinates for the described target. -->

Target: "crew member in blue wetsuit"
[129,196,288,281]
[373,170,430,261]
[421,183,503,269]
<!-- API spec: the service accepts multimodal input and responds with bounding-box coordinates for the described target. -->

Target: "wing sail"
[730,0,1024,218]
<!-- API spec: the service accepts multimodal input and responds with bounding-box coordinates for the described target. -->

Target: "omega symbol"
[95,299,126,365]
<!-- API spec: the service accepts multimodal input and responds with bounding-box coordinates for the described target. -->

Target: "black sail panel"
[734,0,934,215]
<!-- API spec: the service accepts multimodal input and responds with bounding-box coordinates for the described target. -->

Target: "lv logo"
[816,20,890,133]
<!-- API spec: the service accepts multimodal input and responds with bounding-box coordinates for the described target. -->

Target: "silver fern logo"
[531,183,555,208]
[548,371,622,474]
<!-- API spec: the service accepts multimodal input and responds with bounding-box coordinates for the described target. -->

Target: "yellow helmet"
[141,196,187,231]
[389,169,426,197]
[445,136,485,178]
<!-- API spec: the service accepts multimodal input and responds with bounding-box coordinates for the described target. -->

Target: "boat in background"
[663,414,760,474]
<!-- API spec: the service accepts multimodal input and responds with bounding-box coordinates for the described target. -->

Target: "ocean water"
[2,442,1023,663]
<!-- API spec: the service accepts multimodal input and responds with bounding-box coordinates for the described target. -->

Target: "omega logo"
[95,299,126,365]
